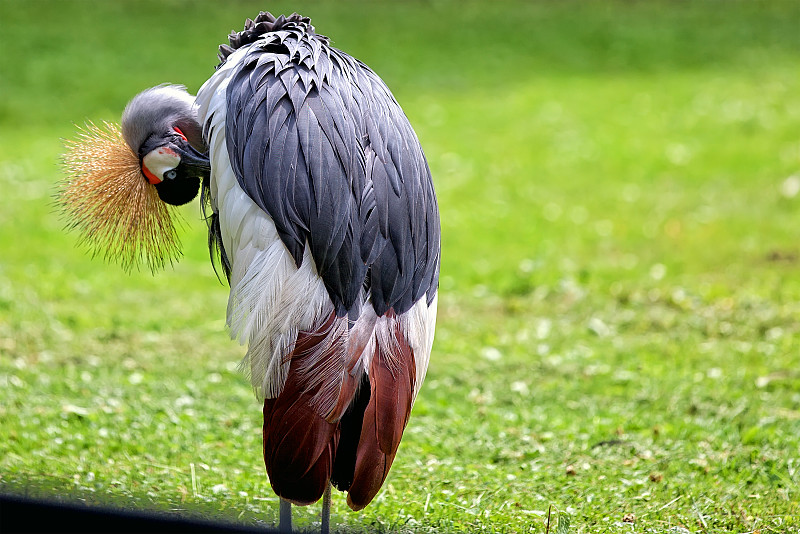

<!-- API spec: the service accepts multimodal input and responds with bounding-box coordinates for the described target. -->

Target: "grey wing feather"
[224,28,439,317]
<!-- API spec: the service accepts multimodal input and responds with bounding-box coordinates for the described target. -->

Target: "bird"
[58,11,440,534]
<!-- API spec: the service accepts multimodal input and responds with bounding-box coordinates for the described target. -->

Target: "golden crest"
[57,121,183,272]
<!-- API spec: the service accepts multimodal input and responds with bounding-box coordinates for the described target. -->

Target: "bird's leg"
[279,498,293,534]
[321,483,331,534]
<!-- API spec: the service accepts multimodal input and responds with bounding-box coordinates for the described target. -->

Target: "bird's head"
[58,84,210,272]
[121,84,210,205]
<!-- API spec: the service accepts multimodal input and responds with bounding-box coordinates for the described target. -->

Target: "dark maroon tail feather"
[262,395,337,505]
[262,313,342,505]
[330,374,371,493]
[346,322,416,511]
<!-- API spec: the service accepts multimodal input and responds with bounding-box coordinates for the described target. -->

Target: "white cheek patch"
[142,147,181,184]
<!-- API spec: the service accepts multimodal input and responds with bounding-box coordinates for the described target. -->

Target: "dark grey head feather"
[121,84,204,154]
[212,15,440,317]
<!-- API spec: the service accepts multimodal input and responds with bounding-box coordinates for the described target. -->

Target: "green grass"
[2,0,800,532]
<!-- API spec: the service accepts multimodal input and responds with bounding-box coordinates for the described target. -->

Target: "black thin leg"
[279,499,292,534]
[321,484,331,534]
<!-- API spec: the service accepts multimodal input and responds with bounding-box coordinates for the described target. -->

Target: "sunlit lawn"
[2,1,800,532]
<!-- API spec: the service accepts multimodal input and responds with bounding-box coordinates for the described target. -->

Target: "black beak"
[175,142,211,176]
[153,143,210,206]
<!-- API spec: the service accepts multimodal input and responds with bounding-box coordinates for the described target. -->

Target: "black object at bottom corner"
[0,493,276,533]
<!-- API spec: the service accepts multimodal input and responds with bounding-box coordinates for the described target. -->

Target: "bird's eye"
[164,169,178,180]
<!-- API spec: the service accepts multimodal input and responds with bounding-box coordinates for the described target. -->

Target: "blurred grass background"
[2,0,800,532]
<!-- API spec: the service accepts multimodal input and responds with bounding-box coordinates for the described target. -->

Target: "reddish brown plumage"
[262,313,340,505]
[347,320,416,511]
[262,312,417,510]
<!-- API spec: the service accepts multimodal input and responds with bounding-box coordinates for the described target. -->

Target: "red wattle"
[142,165,161,184]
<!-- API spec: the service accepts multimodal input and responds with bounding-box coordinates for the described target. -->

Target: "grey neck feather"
[121,84,205,154]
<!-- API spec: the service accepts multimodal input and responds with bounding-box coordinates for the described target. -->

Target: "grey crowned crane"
[58,11,439,534]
